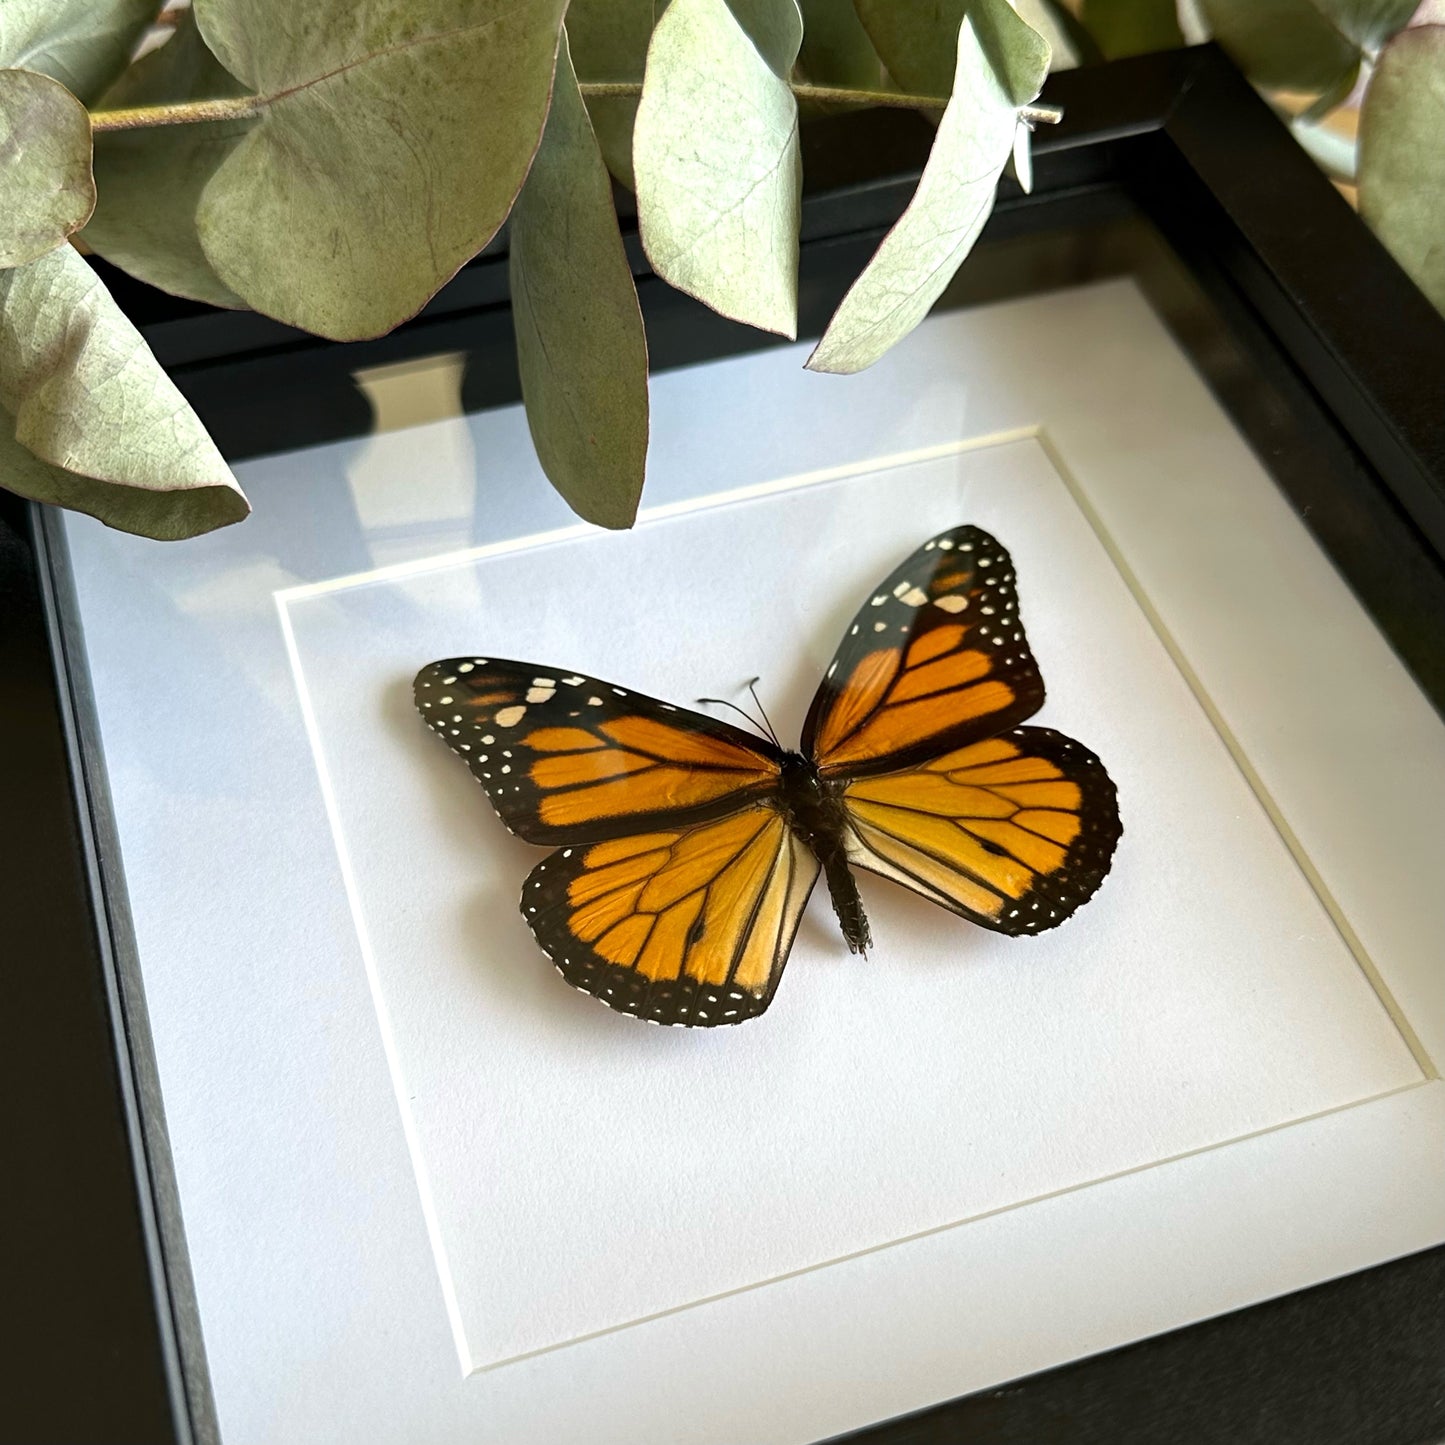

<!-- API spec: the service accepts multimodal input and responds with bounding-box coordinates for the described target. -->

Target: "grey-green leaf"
[798,0,883,88]
[0,68,95,268]
[634,0,802,338]
[0,243,247,538]
[84,11,249,308]
[808,3,1048,374]
[1359,25,1445,315]
[1080,0,1184,57]
[1199,0,1415,93]
[191,0,568,340]
[726,0,805,75]
[510,34,649,529]
[855,0,1050,102]
[567,0,657,189]
[1323,0,1419,51]
[0,0,159,105]
[853,0,959,96]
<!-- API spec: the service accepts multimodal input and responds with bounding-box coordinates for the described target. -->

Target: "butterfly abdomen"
[778,753,872,955]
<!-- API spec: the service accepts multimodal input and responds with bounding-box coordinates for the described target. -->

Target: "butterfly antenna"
[696,694,772,739]
[746,678,783,749]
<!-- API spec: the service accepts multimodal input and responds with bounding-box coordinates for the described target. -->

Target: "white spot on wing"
[934,595,967,613]
[495,705,526,727]
[900,586,928,606]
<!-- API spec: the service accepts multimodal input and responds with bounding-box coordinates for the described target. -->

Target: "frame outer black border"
[3,44,1443,1445]
[1154,50,1445,561]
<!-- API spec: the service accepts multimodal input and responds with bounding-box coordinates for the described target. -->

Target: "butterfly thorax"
[777,751,872,956]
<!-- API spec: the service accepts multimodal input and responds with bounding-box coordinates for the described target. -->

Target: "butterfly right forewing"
[802,526,1046,779]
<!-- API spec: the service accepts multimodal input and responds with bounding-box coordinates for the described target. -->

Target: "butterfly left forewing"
[524,804,820,1025]
[840,726,1121,934]
[802,526,1046,778]
[414,658,782,845]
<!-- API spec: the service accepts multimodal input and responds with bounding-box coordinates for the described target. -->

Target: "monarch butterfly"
[415,525,1120,1027]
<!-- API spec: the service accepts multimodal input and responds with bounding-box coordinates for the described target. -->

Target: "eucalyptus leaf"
[1008,115,1032,192]
[0,0,158,105]
[0,68,95,268]
[510,35,649,529]
[567,0,658,189]
[634,0,802,338]
[1359,25,1445,314]
[808,3,1048,374]
[191,0,569,340]
[727,0,805,75]
[1297,59,1362,122]
[0,243,247,538]
[1199,0,1415,92]
[855,0,1050,102]
[853,0,961,96]
[1324,0,1419,50]
[798,0,882,88]
[85,11,249,308]
[1080,0,1184,57]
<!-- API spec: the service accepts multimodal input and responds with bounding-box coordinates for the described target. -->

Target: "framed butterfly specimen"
[415,525,1121,1026]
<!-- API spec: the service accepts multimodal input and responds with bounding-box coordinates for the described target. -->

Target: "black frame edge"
[6,43,1445,1445]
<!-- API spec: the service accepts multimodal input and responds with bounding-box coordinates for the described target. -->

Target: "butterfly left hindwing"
[523,804,819,1025]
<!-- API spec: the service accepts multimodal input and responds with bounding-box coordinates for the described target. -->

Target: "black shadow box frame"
[3,43,1443,1445]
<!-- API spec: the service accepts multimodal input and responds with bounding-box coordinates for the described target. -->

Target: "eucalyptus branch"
[583,78,1062,124]
[793,83,1061,123]
[87,85,1062,135]
[89,95,263,132]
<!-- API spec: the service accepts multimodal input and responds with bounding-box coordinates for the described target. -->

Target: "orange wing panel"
[803,528,1047,777]
[841,727,1121,935]
[415,659,782,844]
[523,804,819,1026]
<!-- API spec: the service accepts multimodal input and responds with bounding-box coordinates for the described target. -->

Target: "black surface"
[836,1245,1445,1445]
[0,493,184,1445]
[3,43,1443,1445]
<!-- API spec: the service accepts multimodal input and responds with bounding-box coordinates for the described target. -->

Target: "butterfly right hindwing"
[840,726,1121,934]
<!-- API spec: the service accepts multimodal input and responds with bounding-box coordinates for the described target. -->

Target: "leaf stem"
[576,79,1061,123]
[85,85,1062,134]
[89,95,264,132]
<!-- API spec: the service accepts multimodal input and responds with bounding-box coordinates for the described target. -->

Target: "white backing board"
[61,282,1445,1445]
[282,437,1418,1372]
